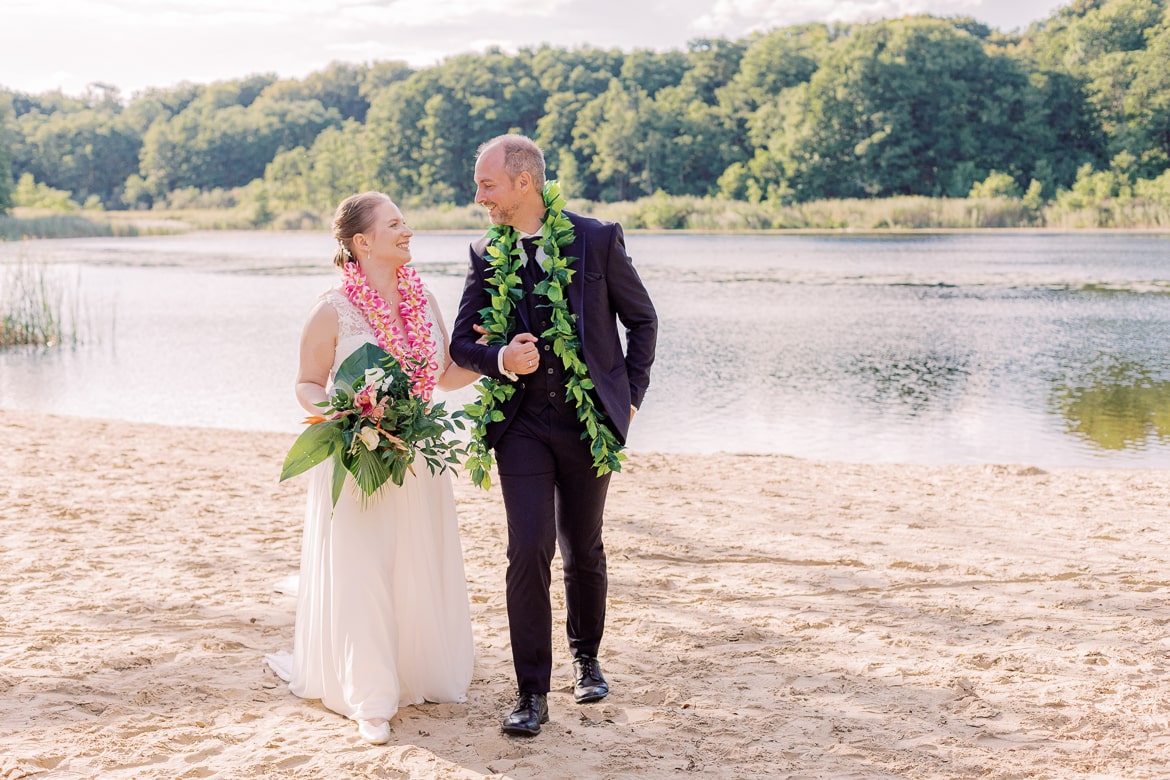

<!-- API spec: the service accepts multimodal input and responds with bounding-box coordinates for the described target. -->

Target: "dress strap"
[422,285,450,376]
[323,288,374,341]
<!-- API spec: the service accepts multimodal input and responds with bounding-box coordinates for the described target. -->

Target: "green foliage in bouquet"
[279,343,465,507]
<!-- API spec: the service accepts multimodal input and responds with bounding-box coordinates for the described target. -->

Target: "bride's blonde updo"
[332,191,391,268]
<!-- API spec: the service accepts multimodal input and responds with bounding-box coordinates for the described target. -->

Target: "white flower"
[365,367,386,385]
[358,426,380,451]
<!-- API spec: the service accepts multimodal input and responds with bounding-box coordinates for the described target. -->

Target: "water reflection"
[846,350,973,414]
[3,231,1170,467]
[1053,365,1170,451]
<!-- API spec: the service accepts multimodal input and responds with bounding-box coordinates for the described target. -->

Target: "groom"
[450,134,657,736]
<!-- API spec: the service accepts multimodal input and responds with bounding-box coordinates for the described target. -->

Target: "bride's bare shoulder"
[302,295,340,338]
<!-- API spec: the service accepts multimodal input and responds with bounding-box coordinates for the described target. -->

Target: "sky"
[1,0,1069,98]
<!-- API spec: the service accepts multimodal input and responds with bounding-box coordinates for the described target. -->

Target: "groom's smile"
[473,145,524,227]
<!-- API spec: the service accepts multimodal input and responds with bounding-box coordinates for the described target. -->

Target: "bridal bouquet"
[279,343,465,507]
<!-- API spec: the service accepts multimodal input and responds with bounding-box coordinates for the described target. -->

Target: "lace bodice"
[320,287,449,382]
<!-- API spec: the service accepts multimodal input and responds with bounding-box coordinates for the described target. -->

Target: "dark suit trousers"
[494,389,612,695]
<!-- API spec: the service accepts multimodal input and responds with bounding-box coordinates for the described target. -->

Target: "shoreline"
[6,204,1170,242]
[3,410,1170,778]
[6,223,1170,242]
[0,407,1161,472]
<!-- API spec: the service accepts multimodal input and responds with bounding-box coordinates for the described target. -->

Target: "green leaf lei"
[457,180,625,490]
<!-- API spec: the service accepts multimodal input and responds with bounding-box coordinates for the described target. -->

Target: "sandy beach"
[1,408,1169,778]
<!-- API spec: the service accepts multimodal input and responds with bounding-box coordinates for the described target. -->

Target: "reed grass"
[405,203,491,231]
[0,208,196,240]
[575,194,1050,231]
[1043,200,1170,229]
[147,194,1170,232]
[0,213,139,240]
[105,208,257,232]
[7,193,1169,238]
[266,203,494,232]
[0,259,82,348]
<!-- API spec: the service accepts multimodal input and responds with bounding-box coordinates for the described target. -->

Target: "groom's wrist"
[498,347,518,381]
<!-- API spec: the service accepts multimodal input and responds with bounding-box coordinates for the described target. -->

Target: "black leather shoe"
[501,692,549,736]
[573,655,610,703]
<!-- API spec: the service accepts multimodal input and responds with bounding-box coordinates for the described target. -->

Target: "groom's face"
[474,146,523,227]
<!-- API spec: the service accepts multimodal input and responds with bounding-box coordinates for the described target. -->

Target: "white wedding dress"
[266,287,474,724]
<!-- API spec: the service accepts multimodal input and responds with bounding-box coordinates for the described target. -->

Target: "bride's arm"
[428,291,481,392]
[295,300,339,414]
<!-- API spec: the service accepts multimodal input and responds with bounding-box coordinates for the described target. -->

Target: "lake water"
[1,230,1169,468]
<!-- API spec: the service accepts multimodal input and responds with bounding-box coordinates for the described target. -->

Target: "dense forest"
[1,0,1168,229]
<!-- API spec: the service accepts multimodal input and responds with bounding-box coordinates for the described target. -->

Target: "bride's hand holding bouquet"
[279,342,466,507]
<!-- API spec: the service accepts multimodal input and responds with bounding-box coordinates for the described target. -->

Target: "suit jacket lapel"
[566,215,587,343]
[516,215,586,337]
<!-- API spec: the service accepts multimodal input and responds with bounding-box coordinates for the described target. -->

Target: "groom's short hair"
[478,134,546,191]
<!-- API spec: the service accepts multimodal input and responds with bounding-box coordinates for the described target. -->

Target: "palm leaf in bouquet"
[280,342,466,508]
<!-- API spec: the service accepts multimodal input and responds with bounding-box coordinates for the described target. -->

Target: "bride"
[267,191,479,745]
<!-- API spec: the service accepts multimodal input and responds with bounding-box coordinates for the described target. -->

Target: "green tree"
[677,38,746,105]
[644,85,739,196]
[13,172,77,210]
[1030,0,1164,71]
[534,90,593,193]
[191,74,277,111]
[259,147,312,212]
[3,10,1160,214]
[711,25,836,191]
[969,170,1022,197]
[571,80,647,200]
[1022,70,1107,194]
[572,41,749,200]
[1124,19,1170,173]
[367,50,546,205]
[1027,0,1167,167]
[725,25,832,108]
[751,16,1101,200]
[257,62,373,121]
[15,108,142,206]
[8,89,87,118]
[360,61,415,102]
[139,97,340,197]
[618,49,689,96]
[530,46,622,95]
[262,119,386,215]
[0,92,15,212]
[121,82,205,132]
[528,46,627,194]
[529,46,623,191]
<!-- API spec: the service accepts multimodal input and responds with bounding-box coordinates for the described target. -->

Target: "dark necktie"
[520,238,540,290]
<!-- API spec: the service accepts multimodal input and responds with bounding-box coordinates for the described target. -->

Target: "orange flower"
[377,426,408,451]
[302,414,327,425]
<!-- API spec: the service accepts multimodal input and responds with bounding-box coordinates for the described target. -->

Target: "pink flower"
[354,384,379,416]
[341,262,438,402]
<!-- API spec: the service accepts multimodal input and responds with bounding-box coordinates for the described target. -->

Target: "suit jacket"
[450,211,657,448]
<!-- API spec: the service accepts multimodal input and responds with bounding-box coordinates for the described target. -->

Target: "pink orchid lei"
[341,261,439,402]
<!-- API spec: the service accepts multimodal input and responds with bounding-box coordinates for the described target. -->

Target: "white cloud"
[0,0,1070,96]
[324,0,569,30]
[692,0,1021,34]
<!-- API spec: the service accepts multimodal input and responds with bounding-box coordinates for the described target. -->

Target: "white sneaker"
[357,718,391,744]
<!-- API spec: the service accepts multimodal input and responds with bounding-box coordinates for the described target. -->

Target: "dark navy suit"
[450,211,657,693]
